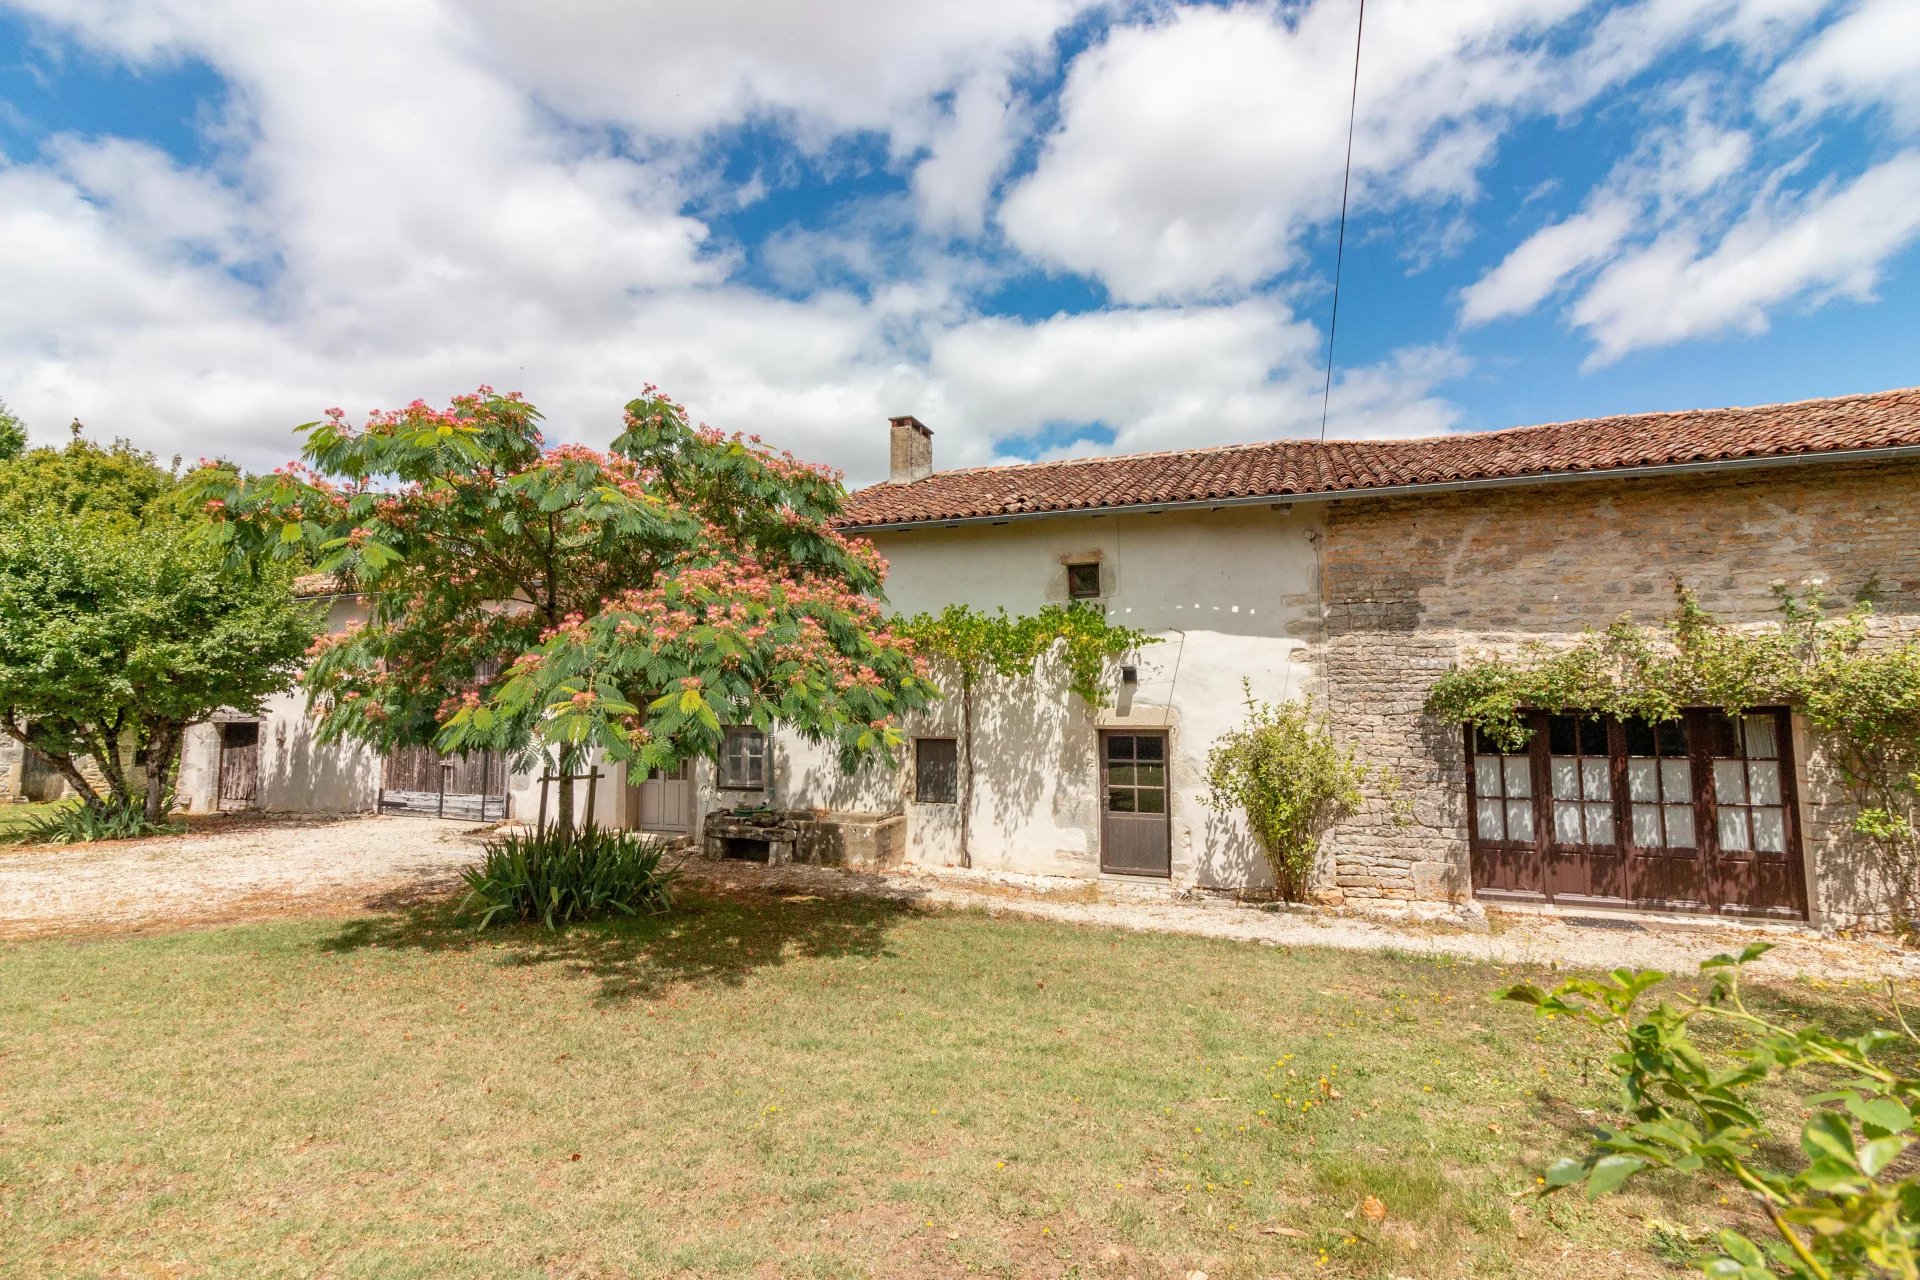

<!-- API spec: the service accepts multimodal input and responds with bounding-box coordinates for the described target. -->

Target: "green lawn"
[0,801,61,841]
[0,890,1892,1279]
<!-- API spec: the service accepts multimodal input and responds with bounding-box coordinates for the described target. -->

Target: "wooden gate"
[380,745,507,821]
[217,722,260,811]
[1099,730,1171,877]
[1467,708,1807,919]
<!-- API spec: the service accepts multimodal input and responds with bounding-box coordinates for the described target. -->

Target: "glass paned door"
[1705,709,1805,917]
[1100,732,1171,877]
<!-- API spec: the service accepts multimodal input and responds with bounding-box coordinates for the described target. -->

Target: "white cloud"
[1551,0,1826,108]
[912,72,1027,238]
[1,0,1917,483]
[1000,0,1585,302]
[1765,0,1920,130]
[927,302,1464,458]
[1460,200,1638,325]
[1570,150,1920,364]
[456,0,1091,144]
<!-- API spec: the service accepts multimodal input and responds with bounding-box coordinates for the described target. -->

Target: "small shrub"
[459,825,677,929]
[17,798,180,844]
[1506,945,1920,1278]
[1203,679,1383,900]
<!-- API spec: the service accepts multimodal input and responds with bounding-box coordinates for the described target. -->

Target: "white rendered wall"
[177,596,384,815]
[780,504,1323,886]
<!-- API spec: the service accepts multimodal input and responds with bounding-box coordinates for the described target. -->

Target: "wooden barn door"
[217,722,260,811]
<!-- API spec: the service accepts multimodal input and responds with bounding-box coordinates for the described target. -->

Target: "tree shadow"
[316,883,919,1005]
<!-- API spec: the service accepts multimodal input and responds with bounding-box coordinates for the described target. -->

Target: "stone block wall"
[1316,459,1920,922]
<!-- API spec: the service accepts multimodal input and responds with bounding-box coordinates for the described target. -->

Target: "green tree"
[0,400,24,463]
[895,604,1150,868]
[0,433,186,528]
[0,519,317,820]
[201,387,935,835]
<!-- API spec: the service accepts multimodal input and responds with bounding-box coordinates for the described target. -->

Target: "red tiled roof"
[292,572,349,598]
[838,387,1920,529]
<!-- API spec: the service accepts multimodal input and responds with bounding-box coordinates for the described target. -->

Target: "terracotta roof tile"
[839,386,1920,529]
[292,572,349,597]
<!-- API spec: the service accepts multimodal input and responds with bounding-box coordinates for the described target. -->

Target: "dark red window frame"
[1464,707,1807,919]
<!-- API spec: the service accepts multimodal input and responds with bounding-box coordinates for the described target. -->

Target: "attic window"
[1067,561,1102,600]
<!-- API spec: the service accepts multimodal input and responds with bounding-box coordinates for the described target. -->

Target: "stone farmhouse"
[806,387,1920,928]
[10,386,1914,928]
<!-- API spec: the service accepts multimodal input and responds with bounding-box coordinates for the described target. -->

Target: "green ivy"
[895,603,1153,709]
[895,603,1154,868]
[1425,583,1920,920]
[1203,680,1384,901]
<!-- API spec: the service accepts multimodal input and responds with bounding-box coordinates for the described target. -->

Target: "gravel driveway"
[3,812,1912,981]
[0,813,485,938]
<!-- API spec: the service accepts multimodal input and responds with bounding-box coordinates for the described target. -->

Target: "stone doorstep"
[1481,898,1822,936]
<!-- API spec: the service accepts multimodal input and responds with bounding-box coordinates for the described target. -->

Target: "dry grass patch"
[0,887,1896,1278]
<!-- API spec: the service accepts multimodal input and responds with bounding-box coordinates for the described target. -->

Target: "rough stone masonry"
[1315,458,1920,926]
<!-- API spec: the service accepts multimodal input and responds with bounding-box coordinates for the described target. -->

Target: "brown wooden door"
[217,722,259,811]
[1465,723,1544,902]
[1702,709,1808,919]
[1466,709,1807,919]
[1100,731,1171,877]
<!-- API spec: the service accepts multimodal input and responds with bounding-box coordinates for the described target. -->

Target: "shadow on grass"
[317,885,925,1004]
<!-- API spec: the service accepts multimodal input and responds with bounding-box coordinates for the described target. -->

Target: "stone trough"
[702,808,906,871]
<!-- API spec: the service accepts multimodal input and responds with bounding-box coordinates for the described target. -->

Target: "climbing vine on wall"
[1425,583,1920,918]
[895,604,1154,868]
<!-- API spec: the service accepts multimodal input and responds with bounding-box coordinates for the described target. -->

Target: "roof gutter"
[843,444,1920,533]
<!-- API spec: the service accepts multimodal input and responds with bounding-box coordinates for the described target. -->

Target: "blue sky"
[1,0,1917,484]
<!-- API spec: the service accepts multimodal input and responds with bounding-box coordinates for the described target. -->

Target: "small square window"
[720,726,767,790]
[1066,561,1101,600]
[914,737,958,804]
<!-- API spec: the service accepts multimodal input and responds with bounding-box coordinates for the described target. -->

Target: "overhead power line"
[1319,0,1366,442]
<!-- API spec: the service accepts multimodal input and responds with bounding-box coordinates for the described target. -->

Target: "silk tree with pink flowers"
[199,388,935,833]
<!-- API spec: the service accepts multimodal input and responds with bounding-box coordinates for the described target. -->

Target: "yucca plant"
[459,825,678,930]
[17,797,181,845]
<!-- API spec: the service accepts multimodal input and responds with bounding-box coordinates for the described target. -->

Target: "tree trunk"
[143,724,180,825]
[958,675,973,871]
[84,724,134,810]
[554,745,577,841]
[42,750,105,811]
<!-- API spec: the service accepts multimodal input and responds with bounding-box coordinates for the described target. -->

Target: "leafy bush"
[16,797,180,844]
[1505,945,1920,1279]
[1203,680,1379,900]
[459,826,677,929]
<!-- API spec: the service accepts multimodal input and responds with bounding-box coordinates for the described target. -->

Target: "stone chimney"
[888,414,933,484]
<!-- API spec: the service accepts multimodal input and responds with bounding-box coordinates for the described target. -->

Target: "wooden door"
[631,761,691,833]
[217,722,260,811]
[1464,723,1544,902]
[1620,714,1713,908]
[1702,709,1808,918]
[1466,709,1808,919]
[1100,731,1171,877]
